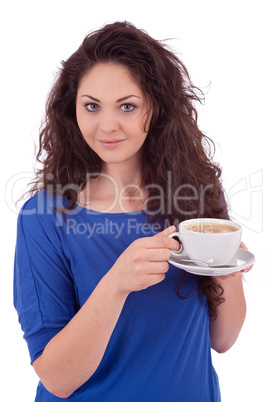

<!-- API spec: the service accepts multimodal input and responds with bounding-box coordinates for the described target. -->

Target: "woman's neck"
[79,158,147,213]
[101,168,142,192]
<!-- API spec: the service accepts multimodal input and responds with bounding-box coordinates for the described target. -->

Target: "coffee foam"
[185,222,238,234]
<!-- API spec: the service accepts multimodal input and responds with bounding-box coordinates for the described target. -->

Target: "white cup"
[169,218,242,266]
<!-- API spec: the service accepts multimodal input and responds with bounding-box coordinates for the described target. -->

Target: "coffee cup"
[168,218,242,266]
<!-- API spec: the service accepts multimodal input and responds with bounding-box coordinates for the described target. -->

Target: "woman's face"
[76,63,151,169]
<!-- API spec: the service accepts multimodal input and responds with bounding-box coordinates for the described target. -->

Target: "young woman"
[14,21,251,401]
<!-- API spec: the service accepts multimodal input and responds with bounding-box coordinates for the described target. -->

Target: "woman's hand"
[239,241,254,273]
[216,241,254,280]
[110,225,179,296]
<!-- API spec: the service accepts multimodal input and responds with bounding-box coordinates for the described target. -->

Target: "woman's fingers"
[112,226,179,294]
[135,232,179,252]
[239,241,254,273]
[154,225,177,237]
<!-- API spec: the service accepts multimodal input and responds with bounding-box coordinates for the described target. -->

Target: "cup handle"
[168,232,184,257]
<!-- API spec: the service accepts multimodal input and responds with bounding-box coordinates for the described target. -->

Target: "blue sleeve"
[14,196,77,364]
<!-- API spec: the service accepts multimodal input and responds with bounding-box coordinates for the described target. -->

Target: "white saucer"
[168,248,255,276]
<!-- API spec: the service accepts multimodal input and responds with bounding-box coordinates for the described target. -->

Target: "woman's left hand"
[239,241,254,273]
[216,241,253,280]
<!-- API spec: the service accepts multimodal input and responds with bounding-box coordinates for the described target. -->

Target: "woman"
[14,21,249,401]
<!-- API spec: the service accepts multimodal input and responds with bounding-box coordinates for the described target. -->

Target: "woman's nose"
[100,111,119,134]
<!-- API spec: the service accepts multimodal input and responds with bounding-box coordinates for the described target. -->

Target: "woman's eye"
[121,103,136,112]
[85,103,99,112]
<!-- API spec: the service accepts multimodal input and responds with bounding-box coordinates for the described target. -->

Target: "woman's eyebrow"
[116,95,141,102]
[81,94,141,102]
[81,95,100,102]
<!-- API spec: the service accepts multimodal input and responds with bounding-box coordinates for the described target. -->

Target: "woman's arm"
[209,242,252,353]
[209,271,246,353]
[33,269,128,398]
[33,226,178,399]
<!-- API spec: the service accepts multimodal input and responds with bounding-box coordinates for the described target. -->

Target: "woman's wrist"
[103,266,131,301]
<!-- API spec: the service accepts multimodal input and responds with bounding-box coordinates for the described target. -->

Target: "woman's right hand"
[110,225,179,296]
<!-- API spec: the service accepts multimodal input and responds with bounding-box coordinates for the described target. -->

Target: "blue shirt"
[14,191,221,401]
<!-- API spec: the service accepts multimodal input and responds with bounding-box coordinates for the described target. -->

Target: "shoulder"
[19,190,67,215]
[17,190,69,236]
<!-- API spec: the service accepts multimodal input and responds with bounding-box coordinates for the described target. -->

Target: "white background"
[1,0,267,401]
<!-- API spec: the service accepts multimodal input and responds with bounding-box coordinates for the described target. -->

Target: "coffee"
[185,222,238,234]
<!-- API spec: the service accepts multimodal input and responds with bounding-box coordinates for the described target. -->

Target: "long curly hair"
[30,21,228,319]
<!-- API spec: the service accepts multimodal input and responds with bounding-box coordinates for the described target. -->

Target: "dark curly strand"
[29,21,228,319]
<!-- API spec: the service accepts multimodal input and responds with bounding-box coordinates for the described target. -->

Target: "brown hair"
[31,21,227,319]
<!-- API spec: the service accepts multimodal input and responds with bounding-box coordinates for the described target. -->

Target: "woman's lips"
[99,140,125,149]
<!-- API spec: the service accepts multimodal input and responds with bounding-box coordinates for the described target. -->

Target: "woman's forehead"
[77,63,145,99]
